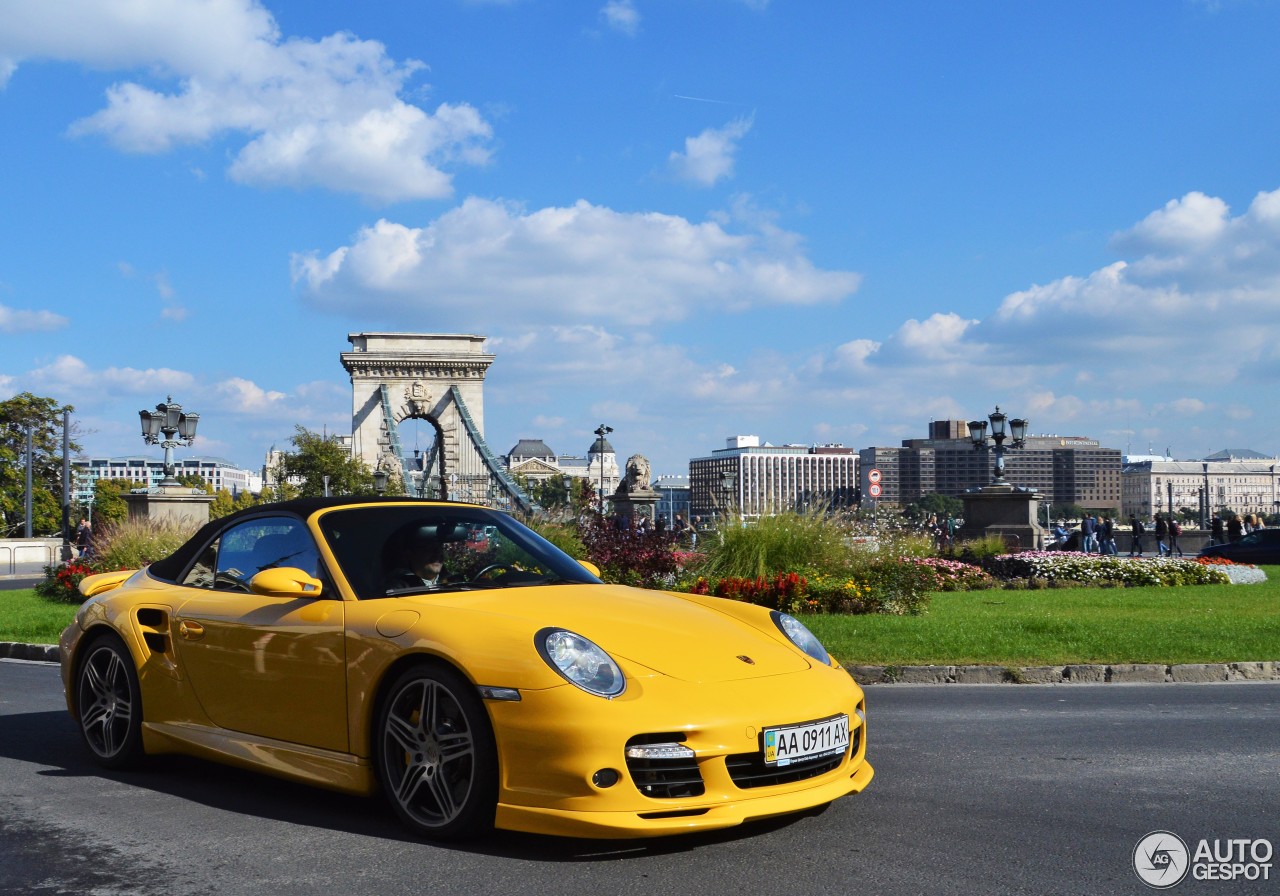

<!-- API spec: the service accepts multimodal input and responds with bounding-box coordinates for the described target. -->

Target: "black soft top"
[146,496,449,583]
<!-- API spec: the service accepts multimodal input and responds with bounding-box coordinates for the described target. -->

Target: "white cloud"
[26,355,195,398]
[0,303,68,333]
[669,115,754,187]
[293,196,862,326]
[216,377,288,414]
[790,185,1280,461]
[600,0,640,36]
[892,312,977,359]
[0,0,491,202]
[1116,191,1230,252]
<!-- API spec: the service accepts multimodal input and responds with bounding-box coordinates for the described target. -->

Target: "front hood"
[416,583,812,684]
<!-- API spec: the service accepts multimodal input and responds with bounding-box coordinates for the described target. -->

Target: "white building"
[689,436,859,519]
[504,437,620,499]
[74,456,256,499]
[1121,451,1280,522]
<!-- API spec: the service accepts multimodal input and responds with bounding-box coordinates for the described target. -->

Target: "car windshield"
[316,504,600,600]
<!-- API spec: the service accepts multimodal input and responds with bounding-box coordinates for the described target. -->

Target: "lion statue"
[624,454,653,493]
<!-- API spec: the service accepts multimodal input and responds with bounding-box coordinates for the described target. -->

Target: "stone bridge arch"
[341,333,530,510]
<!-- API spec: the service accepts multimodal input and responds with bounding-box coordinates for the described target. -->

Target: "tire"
[375,663,498,840]
[74,633,145,769]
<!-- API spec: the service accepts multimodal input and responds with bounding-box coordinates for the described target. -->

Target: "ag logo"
[1134,831,1190,889]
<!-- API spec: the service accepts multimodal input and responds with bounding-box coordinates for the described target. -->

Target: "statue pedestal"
[125,485,214,528]
[958,482,1046,552]
[612,489,660,527]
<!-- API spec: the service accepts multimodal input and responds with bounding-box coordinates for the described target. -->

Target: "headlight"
[536,628,626,698]
[771,611,831,665]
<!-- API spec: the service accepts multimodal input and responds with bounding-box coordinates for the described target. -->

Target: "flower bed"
[902,556,994,591]
[984,552,1236,586]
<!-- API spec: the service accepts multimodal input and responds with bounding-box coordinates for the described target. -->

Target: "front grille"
[726,726,860,790]
[624,735,705,799]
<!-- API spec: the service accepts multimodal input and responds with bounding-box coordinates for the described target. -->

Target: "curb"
[0,642,60,663]
[847,661,1280,685]
[6,640,1279,686]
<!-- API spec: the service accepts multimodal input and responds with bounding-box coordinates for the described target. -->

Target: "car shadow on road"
[1,709,815,860]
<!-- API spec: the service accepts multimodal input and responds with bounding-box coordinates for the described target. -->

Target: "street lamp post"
[593,424,612,516]
[968,405,1028,485]
[138,396,199,487]
[372,469,388,495]
[719,469,735,521]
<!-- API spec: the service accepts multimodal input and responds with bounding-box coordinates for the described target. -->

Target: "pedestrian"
[1211,513,1225,546]
[1227,513,1243,543]
[75,517,94,560]
[1129,515,1145,556]
[1101,516,1116,555]
[1167,516,1183,557]
[1052,519,1070,549]
[1080,514,1097,553]
[1154,514,1169,556]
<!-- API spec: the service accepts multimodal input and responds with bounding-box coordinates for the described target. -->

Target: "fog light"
[592,768,620,788]
[624,742,695,761]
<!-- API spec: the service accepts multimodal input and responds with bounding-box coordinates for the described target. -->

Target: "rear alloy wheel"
[75,634,144,769]
[376,665,497,840]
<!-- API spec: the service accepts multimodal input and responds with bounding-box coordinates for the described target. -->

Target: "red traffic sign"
[868,483,883,498]
[867,468,882,484]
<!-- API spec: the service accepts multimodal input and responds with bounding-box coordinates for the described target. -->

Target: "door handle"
[178,620,205,640]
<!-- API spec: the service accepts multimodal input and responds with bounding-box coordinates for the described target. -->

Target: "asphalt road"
[2,659,1277,896]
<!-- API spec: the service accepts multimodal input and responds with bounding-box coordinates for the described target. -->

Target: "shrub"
[35,561,103,603]
[579,514,680,588]
[951,534,1013,564]
[35,517,197,604]
[92,518,197,570]
[525,519,587,560]
[695,510,852,581]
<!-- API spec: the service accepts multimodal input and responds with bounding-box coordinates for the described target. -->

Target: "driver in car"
[383,529,451,593]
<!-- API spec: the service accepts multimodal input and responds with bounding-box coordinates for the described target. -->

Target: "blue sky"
[4,0,1280,479]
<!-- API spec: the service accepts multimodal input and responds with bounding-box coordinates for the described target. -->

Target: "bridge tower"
[341,333,531,512]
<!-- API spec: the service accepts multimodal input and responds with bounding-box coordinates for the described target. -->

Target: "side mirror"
[578,559,602,579]
[249,566,323,597]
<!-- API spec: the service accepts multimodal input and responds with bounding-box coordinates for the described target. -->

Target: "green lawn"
[0,588,77,646]
[807,567,1280,666]
[6,570,1280,667]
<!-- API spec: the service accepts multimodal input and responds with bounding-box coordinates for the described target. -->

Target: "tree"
[513,473,584,511]
[917,493,963,518]
[275,426,376,497]
[0,392,80,537]
[176,473,212,493]
[91,478,144,527]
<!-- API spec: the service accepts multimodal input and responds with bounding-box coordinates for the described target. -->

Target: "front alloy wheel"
[75,634,144,769]
[376,664,497,840]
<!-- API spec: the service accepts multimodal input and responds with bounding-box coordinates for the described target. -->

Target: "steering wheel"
[472,564,517,583]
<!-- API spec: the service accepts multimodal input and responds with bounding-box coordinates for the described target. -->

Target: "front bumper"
[485,665,873,838]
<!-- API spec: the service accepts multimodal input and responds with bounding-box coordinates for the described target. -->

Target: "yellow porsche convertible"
[60,498,873,840]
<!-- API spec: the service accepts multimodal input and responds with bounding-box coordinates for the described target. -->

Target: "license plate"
[763,714,850,767]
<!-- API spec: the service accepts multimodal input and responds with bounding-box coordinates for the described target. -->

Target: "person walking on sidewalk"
[1129,515,1145,556]
[1154,514,1169,556]
[1167,516,1184,557]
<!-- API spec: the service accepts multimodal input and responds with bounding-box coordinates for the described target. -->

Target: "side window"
[184,516,320,592]
[181,541,219,589]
